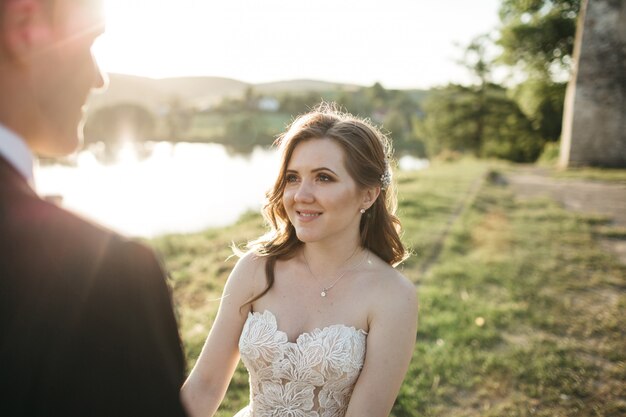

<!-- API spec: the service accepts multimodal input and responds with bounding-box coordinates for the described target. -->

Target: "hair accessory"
[380,169,392,190]
[359,208,366,214]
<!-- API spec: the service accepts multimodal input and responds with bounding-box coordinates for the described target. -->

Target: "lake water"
[35,142,428,237]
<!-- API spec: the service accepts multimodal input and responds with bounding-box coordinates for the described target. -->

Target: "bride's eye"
[317,173,333,182]
[285,173,299,183]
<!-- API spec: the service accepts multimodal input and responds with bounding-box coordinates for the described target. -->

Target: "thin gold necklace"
[302,248,368,297]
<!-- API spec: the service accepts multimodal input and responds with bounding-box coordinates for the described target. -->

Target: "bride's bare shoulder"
[365,254,414,291]
[224,251,267,298]
[362,254,418,319]
[233,250,266,271]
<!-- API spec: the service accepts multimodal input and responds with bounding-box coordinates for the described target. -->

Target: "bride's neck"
[301,241,363,275]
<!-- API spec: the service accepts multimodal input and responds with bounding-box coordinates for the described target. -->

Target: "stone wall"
[559,0,626,168]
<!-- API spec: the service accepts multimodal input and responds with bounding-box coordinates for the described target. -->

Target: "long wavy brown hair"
[243,103,407,307]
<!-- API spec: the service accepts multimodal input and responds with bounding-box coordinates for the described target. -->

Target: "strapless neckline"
[238,309,368,417]
[248,310,368,345]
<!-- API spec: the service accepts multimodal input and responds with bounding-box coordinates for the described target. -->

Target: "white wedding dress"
[234,310,367,417]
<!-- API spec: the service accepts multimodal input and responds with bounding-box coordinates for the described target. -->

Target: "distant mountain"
[86,74,250,111]
[85,74,364,112]
[255,79,361,94]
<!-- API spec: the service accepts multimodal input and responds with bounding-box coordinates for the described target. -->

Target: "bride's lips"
[296,210,322,222]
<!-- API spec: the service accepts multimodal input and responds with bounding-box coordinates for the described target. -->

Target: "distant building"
[371,110,387,123]
[258,97,280,112]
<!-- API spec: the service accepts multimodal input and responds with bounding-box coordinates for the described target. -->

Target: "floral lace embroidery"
[238,310,367,417]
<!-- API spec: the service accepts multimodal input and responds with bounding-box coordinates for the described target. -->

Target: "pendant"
[321,290,327,297]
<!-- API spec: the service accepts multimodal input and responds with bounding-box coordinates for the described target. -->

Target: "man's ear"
[2,0,51,61]
[362,186,381,210]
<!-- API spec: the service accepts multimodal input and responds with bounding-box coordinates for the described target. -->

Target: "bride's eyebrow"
[285,167,338,175]
[311,167,338,175]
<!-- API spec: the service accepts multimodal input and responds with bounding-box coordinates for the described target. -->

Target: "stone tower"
[559,0,626,168]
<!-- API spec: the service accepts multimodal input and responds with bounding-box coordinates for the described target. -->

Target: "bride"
[181,104,418,417]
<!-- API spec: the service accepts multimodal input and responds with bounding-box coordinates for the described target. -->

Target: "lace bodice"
[236,310,367,417]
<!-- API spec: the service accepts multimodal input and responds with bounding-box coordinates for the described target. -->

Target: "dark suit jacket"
[0,156,187,416]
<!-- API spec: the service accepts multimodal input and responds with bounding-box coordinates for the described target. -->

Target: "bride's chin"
[294,231,317,243]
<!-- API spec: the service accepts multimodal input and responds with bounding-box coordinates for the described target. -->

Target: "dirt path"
[506,165,626,264]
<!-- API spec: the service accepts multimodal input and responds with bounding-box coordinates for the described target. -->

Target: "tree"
[496,0,581,145]
[278,92,325,115]
[164,96,193,140]
[84,103,156,146]
[416,33,543,161]
[510,78,566,141]
[418,84,541,161]
[459,34,495,86]
[497,0,581,80]
[383,92,426,156]
[220,112,277,153]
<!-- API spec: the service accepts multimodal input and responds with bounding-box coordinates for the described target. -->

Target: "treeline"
[83,84,427,156]
[420,0,580,162]
[84,0,580,162]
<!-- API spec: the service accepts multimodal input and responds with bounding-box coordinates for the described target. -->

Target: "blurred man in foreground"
[0,1,187,415]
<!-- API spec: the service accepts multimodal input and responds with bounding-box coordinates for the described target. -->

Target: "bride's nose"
[294,179,315,203]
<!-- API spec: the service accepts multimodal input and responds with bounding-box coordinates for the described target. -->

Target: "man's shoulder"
[1,190,161,281]
[9,192,118,248]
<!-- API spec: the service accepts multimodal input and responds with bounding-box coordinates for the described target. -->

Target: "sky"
[94,0,502,90]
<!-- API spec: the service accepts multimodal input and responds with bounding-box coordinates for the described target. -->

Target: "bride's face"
[282,138,366,246]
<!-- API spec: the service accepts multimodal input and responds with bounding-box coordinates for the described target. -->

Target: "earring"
[359,208,366,214]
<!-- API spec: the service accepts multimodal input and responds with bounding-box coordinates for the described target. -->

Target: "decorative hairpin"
[380,170,392,190]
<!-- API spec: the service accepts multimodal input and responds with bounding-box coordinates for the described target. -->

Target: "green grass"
[151,159,626,417]
[399,169,625,416]
[396,159,490,275]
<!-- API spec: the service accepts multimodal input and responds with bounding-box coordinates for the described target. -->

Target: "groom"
[0,0,187,416]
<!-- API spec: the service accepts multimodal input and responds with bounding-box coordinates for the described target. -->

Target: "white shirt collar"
[0,123,35,185]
